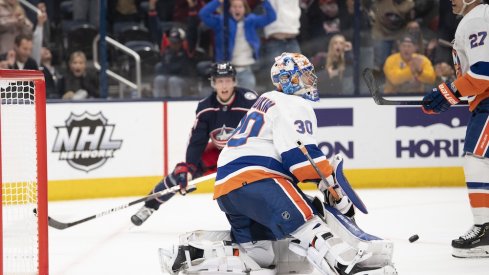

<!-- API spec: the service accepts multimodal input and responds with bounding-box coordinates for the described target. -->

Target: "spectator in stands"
[301,0,340,57]
[147,0,213,60]
[383,34,435,95]
[40,46,64,99]
[314,34,353,96]
[263,0,301,61]
[153,27,194,98]
[148,0,207,61]
[62,51,99,99]
[259,0,300,90]
[434,62,456,84]
[432,0,460,67]
[108,0,141,23]
[73,0,99,27]
[199,0,276,90]
[0,0,33,54]
[31,3,48,65]
[370,0,415,71]
[338,0,373,94]
[0,33,38,70]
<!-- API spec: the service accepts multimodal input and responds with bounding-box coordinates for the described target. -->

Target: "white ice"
[49,188,488,275]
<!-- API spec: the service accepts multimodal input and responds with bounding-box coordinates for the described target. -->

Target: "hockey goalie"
[159,157,396,275]
[159,53,397,275]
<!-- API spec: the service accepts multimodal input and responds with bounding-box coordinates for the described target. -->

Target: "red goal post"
[0,70,48,275]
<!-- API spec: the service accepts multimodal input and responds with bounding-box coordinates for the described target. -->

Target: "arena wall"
[46,98,466,200]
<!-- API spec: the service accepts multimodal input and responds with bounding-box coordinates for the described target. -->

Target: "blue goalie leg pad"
[333,155,368,214]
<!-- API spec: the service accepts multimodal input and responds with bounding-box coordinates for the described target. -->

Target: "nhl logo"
[281,211,290,220]
[52,111,123,172]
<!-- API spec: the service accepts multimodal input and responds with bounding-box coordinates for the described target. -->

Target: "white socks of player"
[131,206,155,226]
[289,216,397,275]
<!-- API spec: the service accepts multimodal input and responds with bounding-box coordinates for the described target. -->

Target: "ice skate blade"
[452,245,489,258]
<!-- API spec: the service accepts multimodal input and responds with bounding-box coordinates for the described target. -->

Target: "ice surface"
[49,188,488,275]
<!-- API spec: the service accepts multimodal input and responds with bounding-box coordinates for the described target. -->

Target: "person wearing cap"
[382,34,435,94]
[153,27,195,98]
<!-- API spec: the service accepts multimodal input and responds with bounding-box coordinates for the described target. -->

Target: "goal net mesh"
[1,79,39,274]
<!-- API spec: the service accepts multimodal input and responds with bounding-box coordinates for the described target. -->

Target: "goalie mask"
[271,52,319,101]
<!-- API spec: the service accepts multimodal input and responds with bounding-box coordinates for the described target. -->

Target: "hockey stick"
[297,141,368,214]
[45,172,216,230]
[296,141,341,201]
[362,68,468,106]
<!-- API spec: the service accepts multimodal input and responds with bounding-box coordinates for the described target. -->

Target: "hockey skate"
[159,245,204,274]
[452,222,489,258]
[131,206,155,226]
[336,263,397,275]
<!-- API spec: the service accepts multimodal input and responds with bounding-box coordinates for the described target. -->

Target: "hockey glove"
[170,162,197,195]
[422,82,461,114]
[320,175,355,218]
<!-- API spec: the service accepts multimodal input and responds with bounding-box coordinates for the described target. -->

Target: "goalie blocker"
[158,198,395,275]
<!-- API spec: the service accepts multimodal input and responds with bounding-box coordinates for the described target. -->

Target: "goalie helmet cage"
[0,70,48,275]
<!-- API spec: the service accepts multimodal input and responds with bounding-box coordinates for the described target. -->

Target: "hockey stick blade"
[362,68,468,106]
[46,173,216,230]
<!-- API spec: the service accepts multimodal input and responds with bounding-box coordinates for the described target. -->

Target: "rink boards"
[46,97,467,200]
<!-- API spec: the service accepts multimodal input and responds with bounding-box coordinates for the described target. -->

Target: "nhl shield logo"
[52,111,123,172]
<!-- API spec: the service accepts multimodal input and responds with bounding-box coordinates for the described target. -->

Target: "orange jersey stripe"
[474,117,489,156]
[292,159,332,182]
[454,74,489,111]
[469,193,489,208]
[213,169,287,199]
[274,178,314,221]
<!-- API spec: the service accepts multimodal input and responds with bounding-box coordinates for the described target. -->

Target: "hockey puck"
[409,234,419,243]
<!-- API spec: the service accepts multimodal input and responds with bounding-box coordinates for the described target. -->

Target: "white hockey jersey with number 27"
[452,4,489,111]
[214,91,332,199]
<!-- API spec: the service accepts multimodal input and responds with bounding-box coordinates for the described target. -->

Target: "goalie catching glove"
[167,162,197,195]
[422,82,461,114]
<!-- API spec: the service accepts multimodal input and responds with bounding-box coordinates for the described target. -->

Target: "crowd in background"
[1,0,487,99]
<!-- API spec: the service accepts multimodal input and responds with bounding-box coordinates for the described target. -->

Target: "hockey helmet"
[210,62,236,80]
[270,52,319,101]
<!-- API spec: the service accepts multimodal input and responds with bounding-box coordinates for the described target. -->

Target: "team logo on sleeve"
[210,125,235,149]
[52,111,123,172]
[244,91,258,100]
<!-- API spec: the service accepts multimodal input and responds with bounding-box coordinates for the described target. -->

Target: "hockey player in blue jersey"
[211,53,396,274]
[421,0,489,258]
[131,62,258,226]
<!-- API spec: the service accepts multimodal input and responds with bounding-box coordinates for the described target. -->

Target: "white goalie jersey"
[214,91,332,199]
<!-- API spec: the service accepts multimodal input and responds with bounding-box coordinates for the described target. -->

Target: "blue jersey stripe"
[467,181,489,190]
[470,61,489,77]
[281,144,324,171]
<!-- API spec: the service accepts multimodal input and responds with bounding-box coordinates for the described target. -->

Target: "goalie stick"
[42,172,216,230]
[296,141,368,214]
[362,68,468,106]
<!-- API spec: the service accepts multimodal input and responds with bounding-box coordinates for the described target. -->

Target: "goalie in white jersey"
[421,0,489,258]
[210,53,396,275]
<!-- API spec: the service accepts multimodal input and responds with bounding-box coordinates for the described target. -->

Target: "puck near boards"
[409,234,419,243]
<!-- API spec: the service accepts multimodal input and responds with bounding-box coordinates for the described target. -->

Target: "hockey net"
[0,70,48,275]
